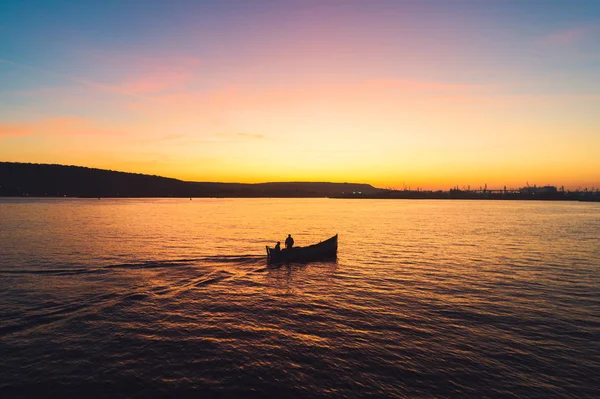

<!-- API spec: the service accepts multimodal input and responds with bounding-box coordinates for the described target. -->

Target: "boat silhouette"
[266,234,338,265]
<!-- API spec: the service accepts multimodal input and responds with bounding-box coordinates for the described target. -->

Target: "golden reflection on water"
[1,198,599,397]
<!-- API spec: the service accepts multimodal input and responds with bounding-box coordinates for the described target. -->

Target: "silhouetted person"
[274,241,281,252]
[285,234,294,249]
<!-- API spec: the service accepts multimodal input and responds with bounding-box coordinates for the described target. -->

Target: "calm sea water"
[1,198,599,398]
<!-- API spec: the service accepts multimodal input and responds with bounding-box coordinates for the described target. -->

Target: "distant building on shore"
[519,186,558,196]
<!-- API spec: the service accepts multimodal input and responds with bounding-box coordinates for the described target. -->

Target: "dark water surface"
[1,198,599,398]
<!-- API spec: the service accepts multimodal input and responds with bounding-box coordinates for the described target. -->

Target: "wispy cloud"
[0,117,123,139]
[540,25,600,45]
[132,131,266,147]
[0,58,154,100]
[216,132,265,140]
[0,124,31,138]
[137,133,187,143]
[366,79,480,91]
[113,56,201,95]
[2,54,201,100]
[119,71,193,94]
[178,132,266,144]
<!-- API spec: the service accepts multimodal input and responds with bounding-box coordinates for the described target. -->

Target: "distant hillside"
[0,162,380,198]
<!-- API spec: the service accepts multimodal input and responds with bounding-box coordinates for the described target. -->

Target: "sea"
[0,198,598,398]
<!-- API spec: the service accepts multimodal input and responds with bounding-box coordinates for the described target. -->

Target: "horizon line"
[1,161,597,191]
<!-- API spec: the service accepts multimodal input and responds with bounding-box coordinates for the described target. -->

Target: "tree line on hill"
[0,162,379,198]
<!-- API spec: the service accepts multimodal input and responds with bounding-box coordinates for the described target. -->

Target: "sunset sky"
[1,0,599,189]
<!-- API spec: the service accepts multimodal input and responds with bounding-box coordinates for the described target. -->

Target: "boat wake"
[0,257,269,337]
[0,255,267,276]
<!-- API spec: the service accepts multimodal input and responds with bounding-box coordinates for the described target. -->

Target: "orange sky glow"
[1,1,599,190]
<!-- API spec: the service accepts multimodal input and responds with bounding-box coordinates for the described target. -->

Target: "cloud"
[237,133,264,139]
[0,124,32,138]
[540,25,599,45]
[0,117,124,139]
[366,79,479,91]
[115,56,202,94]
[216,132,265,140]
[1,58,155,101]
[131,131,266,147]
[137,133,187,143]
[1,55,202,100]
[181,132,266,144]
[119,71,193,94]
[83,53,202,95]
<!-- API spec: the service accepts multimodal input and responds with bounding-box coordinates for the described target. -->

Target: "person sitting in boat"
[274,241,281,252]
[285,234,294,249]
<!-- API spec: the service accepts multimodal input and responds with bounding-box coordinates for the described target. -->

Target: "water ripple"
[0,199,599,398]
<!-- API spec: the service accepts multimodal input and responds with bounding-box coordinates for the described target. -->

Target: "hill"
[0,162,380,198]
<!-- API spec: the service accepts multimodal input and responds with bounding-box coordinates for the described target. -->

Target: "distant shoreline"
[331,196,599,202]
[330,193,600,202]
[1,195,598,202]
[1,162,598,202]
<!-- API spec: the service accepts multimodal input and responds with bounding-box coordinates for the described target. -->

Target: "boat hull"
[266,234,337,264]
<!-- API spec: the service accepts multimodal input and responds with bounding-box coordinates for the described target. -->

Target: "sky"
[1,0,599,190]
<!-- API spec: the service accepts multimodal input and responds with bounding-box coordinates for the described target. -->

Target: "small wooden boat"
[266,234,338,264]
